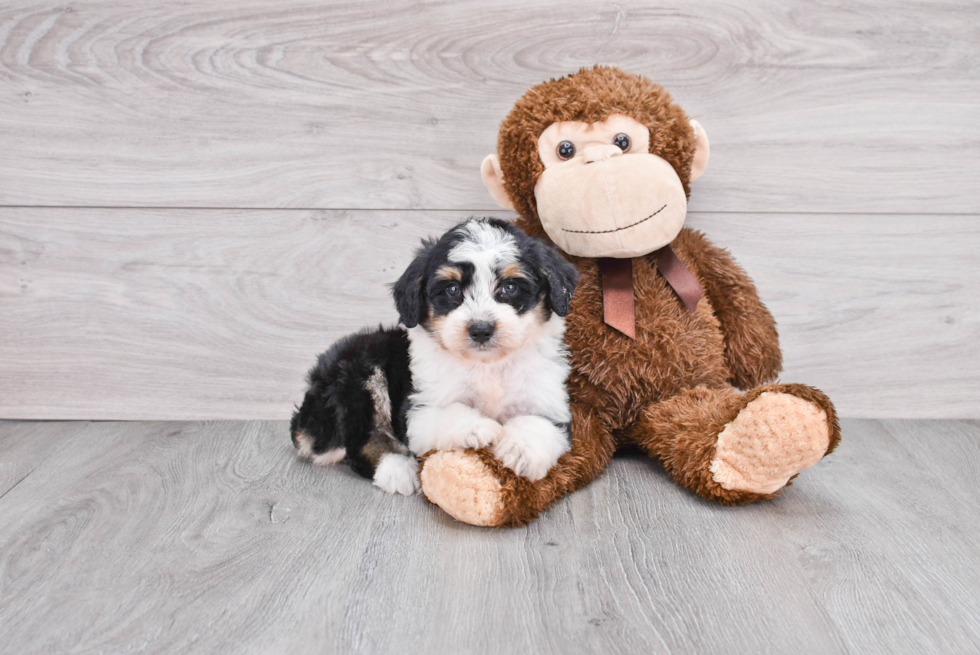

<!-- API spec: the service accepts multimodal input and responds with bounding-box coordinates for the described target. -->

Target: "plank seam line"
[0,465,41,502]
[0,424,87,501]
[1,206,978,217]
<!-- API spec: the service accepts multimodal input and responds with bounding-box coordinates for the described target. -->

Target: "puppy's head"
[392,218,579,361]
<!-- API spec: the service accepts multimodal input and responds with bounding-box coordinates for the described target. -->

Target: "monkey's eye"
[500,281,518,296]
[613,133,631,152]
[557,141,576,160]
[446,284,462,297]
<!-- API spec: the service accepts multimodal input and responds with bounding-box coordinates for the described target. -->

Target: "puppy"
[290,217,579,493]
[396,217,580,481]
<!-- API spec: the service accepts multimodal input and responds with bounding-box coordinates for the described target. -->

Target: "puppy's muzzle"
[467,321,496,345]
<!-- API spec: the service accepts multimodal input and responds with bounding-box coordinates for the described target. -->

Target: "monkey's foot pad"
[709,392,831,494]
[420,450,505,527]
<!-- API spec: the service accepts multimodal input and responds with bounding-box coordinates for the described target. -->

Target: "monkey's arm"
[673,228,782,389]
[419,399,616,527]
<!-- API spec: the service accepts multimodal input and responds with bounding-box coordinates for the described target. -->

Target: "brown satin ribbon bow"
[598,246,703,338]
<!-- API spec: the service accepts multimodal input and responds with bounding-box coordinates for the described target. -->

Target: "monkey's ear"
[481,154,516,210]
[536,241,580,317]
[391,241,434,328]
[689,120,710,182]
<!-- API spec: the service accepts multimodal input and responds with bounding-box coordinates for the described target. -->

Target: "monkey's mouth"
[561,204,667,234]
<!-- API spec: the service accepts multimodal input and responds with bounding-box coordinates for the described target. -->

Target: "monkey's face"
[534,114,688,258]
[482,76,711,260]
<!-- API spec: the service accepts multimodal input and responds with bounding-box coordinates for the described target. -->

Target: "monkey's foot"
[420,450,507,527]
[709,388,833,494]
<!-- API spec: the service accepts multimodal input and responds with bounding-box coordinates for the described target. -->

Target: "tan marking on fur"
[710,392,831,494]
[356,367,407,465]
[435,266,463,281]
[362,431,407,466]
[428,314,446,338]
[293,430,314,459]
[420,451,505,526]
[365,368,392,425]
[499,263,529,280]
[527,303,550,346]
[434,312,470,356]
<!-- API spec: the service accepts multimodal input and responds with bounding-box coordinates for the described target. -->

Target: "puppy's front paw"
[492,416,568,481]
[461,417,504,450]
[493,437,553,481]
[373,453,420,496]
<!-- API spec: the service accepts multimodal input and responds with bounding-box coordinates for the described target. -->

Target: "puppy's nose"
[467,321,496,344]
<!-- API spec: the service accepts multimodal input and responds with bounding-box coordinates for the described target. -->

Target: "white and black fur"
[290,217,579,493]
[290,326,418,495]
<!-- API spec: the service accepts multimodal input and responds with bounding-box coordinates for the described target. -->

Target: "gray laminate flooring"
[1,419,978,654]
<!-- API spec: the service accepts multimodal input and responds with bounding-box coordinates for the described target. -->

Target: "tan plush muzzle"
[534,152,688,258]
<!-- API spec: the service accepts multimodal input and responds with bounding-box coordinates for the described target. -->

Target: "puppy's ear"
[392,239,435,328]
[535,242,579,317]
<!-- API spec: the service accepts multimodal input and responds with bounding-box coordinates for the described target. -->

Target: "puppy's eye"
[500,281,518,296]
[556,141,576,160]
[613,133,631,152]
[446,284,461,297]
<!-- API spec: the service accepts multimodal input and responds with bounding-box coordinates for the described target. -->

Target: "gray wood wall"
[1,0,977,420]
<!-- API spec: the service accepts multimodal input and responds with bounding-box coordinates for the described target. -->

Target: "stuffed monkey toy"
[418,66,841,527]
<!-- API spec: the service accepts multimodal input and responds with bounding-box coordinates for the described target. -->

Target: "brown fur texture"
[418,67,841,526]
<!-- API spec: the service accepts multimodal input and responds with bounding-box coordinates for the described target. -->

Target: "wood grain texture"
[0,0,977,213]
[881,419,980,508]
[0,208,457,420]
[686,212,980,419]
[0,420,86,496]
[2,208,976,420]
[0,419,978,653]
[772,418,980,653]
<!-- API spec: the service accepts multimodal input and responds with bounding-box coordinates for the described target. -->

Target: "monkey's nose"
[467,321,496,344]
[582,144,624,164]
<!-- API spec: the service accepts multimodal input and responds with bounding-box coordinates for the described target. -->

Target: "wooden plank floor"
[1,419,978,654]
